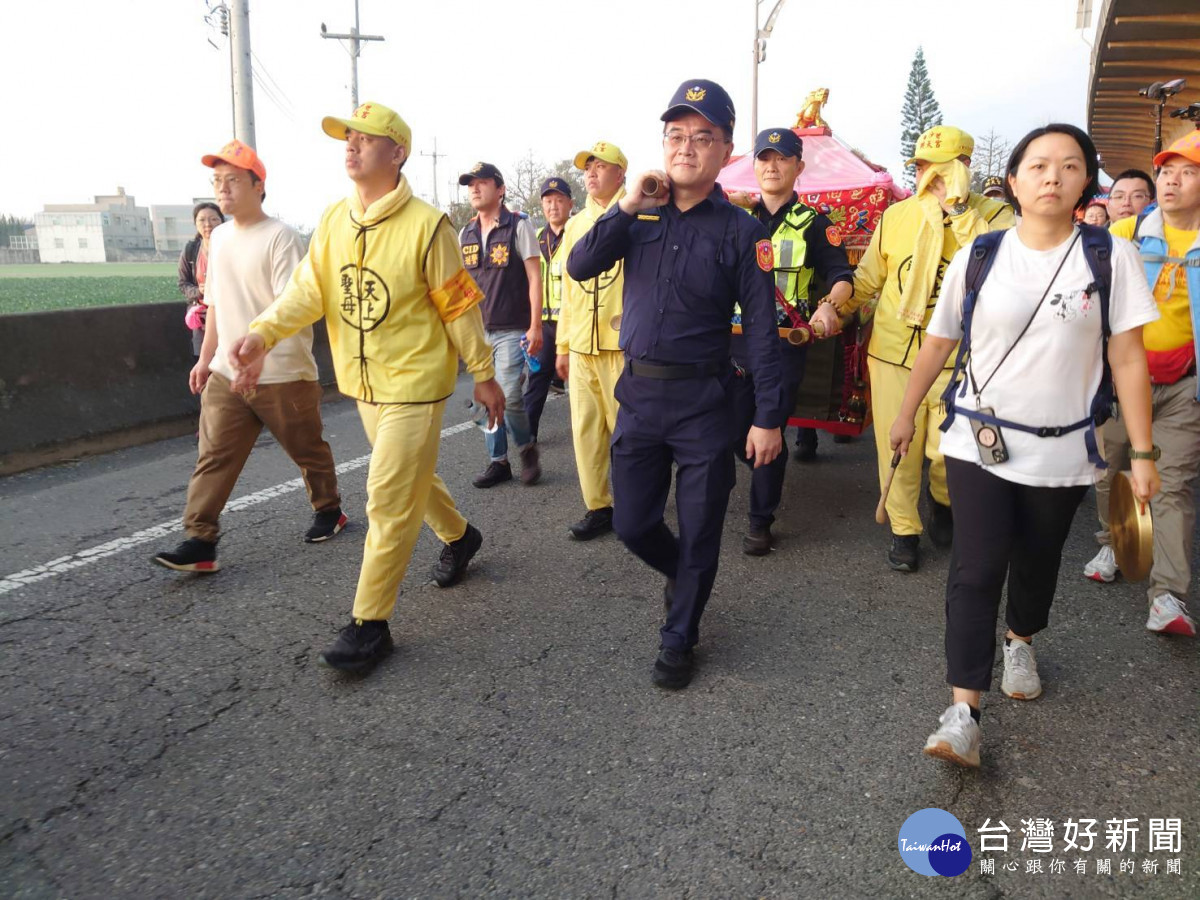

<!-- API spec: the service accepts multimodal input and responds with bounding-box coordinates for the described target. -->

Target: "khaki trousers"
[184,373,340,542]
[868,358,951,536]
[569,350,624,510]
[1094,375,1200,601]
[351,400,466,621]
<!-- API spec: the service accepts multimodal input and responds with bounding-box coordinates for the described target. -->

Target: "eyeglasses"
[663,131,723,151]
[1108,190,1151,202]
[210,175,245,188]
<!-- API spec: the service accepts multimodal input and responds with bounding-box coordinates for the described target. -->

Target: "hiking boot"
[432,524,483,588]
[519,443,541,485]
[1001,639,1042,700]
[1146,593,1196,637]
[317,618,394,673]
[568,506,613,541]
[1083,546,1118,583]
[922,702,981,768]
[304,507,348,543]
[927,490,953,549]
[472,460,513,489]
[888,534,920,573]
[743,524,773,556]
[152,538,219,574]
[652,647,695,690]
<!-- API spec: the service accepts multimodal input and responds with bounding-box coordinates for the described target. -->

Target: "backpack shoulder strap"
[939,230,1007,431]
[1132,210,1150,246]
[1078,223,1112,337]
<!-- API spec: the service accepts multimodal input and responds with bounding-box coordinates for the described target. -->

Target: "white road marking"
[0,417,486,597]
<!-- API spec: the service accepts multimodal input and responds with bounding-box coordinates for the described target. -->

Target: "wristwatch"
[1128,445,1162,461]
[948,202,968,217]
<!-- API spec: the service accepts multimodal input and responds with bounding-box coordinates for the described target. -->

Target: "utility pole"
[752,0,788,143]
[421,138,448,209]
[321,0,385,109]
[230,0,256,146]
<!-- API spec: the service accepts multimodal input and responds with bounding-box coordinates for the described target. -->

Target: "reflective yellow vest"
[536,224,564,323]
[771,203,818,310]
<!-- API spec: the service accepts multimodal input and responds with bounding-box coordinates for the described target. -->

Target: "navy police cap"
[458,161,504,186]
[754,128,803,159]
[660,79,735,134]
[539,177,572,199]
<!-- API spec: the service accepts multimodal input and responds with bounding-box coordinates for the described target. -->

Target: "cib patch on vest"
[489,243,510,266]
[756,240,774,272]
[462,243,481,267]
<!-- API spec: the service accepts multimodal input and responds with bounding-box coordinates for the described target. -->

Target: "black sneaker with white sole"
[153,538,219,573]
[305,507,348,543]
[888,534,920,573]
[318,618,394,673]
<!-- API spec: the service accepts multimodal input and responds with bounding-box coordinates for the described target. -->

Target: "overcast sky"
[3,0,1102,228]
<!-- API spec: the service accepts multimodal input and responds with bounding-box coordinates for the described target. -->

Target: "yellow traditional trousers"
[868,358,952,536]
[352,399,466,620]
[569,350,624,510]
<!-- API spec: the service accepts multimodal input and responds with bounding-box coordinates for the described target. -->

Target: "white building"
[34,187,154,263]
[150,205,199,255]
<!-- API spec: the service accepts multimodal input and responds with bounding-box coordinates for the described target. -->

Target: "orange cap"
[201,139,267,181]
[1153,130,1200,168]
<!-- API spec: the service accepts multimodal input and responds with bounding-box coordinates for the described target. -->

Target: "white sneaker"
[1084,545,1118,583]
[1146,593,1197,637]
[923,702,981,768]
[1001,639,1042,700]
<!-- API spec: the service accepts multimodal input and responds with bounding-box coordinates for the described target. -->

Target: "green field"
[0,263,180,315]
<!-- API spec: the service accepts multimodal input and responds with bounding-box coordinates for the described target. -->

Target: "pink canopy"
[719,126,908,253]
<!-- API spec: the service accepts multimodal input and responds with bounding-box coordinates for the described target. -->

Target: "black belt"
[627,359,726,380]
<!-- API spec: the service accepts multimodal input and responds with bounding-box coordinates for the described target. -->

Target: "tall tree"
[899,47,943,190]
[969,129,1013,192]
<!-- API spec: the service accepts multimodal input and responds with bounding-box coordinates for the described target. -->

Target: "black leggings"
[943,457,1089,691]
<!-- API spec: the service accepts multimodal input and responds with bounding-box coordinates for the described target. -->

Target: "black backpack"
[939,224,1114,468]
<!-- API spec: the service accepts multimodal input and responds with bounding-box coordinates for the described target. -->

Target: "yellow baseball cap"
[573,141,628,171]
[322,101,411,150]
[1153,130,1200,167]
[905,125,974,167]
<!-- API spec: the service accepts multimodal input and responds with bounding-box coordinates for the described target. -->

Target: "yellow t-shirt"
[1110,216,1195,352]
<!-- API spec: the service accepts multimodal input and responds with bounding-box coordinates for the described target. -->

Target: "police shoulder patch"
[825,226,843,247]
[756,239,774,272]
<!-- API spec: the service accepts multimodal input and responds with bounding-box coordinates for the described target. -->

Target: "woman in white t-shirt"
[888,124,1161,768]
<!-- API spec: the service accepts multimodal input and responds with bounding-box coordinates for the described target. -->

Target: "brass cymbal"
[1109,471,1153,582]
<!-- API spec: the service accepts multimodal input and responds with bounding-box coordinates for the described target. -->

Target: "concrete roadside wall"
[0,302,336,473]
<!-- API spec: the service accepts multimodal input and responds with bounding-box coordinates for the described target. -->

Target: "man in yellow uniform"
[1085,131,1200,638]
[228,101,504,673]
[847,125,1014,572]
[555,141,628,540]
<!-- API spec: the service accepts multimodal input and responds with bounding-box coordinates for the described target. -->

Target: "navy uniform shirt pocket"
[627,217,665,279]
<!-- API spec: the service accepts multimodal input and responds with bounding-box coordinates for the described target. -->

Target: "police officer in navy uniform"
[732,128,854,555]
[568,79,783,690]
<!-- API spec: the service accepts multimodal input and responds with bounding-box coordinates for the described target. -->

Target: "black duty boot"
[743,524,773,556]
[652,647,695,690]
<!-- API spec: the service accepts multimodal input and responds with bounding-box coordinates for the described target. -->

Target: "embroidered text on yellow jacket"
[250,176,493,402]
[556,188,627,355]
[850,191,1014,369]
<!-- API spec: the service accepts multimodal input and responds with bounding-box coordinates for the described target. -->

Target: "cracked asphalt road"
[1,376,1197,898]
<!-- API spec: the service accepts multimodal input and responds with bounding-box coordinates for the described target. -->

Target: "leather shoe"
[652,647,694,690]
[472,460,512,489]
[743,524,772,556]
[568,506,612,541]
[519,443,541,485]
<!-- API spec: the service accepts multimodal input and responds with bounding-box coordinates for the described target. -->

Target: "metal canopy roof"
[1087,0,1200,178]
